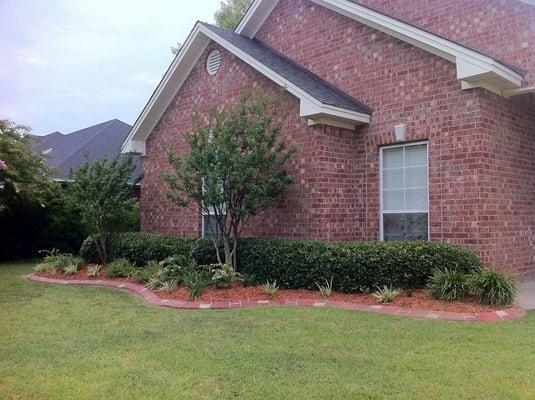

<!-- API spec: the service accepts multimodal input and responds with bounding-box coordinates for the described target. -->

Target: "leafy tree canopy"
[66,156,137,263]
[0,119,55,214]
[162,90,294,267]
[214,0,253,30]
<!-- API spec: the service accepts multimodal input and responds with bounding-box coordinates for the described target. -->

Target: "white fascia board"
[503,85,535,98]
[237,0,523,96]
[121,23,209,155]
[310,0,522,93]
[123,21,371,155]
[236,0,279,38]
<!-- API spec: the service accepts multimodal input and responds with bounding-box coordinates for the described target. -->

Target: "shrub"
[80,233,483,293]
[129,261,160,283]
[373,286,400,303]
[63,264,78,275]
[80,233,215,266]
[87,264,102,278]
[469,270,518,306]
[242,273,257,287]
[107,258,135,278]
[315,277,334,298]
[36,250,84,273]
[159,255,196,284]
[428,269,470,301]
[262,281,279,299]
[210,264,242,288]
[184,270,211,300]
[160,279,178,293]
[238,238,482,293]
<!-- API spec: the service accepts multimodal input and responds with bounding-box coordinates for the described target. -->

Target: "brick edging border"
[25,274,526,322]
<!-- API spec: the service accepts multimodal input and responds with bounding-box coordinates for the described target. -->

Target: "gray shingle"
[32,119,142,184]
[202,23,373,115]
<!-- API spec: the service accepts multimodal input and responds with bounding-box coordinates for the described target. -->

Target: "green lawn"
[1,262,534,400]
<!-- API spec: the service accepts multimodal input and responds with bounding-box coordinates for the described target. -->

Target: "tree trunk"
[223,237,232,267]
[93,234,108,265]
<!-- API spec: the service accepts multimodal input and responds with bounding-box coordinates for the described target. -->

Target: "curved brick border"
[26,274,526,322]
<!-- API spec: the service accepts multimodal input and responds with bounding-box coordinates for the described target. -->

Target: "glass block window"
[381,142,429,241]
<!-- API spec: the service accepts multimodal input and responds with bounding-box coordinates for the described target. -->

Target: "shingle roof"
[201,23,373,115]
[32,119,142,184]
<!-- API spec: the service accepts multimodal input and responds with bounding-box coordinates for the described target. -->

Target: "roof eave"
[237,0,524,96]
[122,22,371,155]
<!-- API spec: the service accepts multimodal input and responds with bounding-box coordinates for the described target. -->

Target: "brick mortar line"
[25,274,526,323]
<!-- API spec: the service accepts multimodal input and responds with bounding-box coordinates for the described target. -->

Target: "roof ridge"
[57,120,132,172]
[201,22,373,114]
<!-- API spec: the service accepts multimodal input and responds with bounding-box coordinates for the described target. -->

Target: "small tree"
[0,119,55,214]
[162,91,294,267]
[67,156,136,264]
[214,0,253,30]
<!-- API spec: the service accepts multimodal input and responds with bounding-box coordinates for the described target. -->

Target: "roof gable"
[237,0,524,97]
[122,22,372,155]
[33,120,142,183]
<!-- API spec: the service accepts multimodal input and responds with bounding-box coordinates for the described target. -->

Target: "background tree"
[162,90,294,267]
[0,119,54,214]
[214,0,253,30]
[171,0,251,54]
[66,156,137,264]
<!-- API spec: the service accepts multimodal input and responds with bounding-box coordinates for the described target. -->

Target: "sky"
[0,0,222,135]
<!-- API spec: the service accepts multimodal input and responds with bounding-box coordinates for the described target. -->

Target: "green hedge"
[80,233,483,292]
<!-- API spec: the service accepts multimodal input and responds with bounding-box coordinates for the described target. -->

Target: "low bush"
[262,281,279,299]
[241,273,258,287]
[428,269,470,301]
[80,233,214,266]
[80,233,483,293]
[315,277,334,298]
[129,261,160,283]
[373,286,400,303]
[107,258,135,278]
[35,250,84,273]
[469,270,518,306]
[184,270,211,300]
[63,264,79,275]
[209,264,242,288]
[87,264,102,278]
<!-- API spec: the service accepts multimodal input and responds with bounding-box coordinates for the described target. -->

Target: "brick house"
[122,0,535,277]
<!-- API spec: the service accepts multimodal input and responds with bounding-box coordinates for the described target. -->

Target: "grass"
[1,261,534,400]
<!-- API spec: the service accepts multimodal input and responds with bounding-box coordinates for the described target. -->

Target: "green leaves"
[162,90,294,265]
[0,119,55,214]
[66,156,137,263]
[214,0,253,30]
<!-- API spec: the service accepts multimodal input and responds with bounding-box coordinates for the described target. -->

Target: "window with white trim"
[201,174,226,238]
[380,142,429,241]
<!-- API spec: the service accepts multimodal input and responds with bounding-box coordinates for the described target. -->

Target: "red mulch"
[36,265,505,313]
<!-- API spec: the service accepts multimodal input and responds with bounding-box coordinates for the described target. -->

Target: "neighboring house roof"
[236,0,525,97]
[122,22,372,155]
[33,119,142,184]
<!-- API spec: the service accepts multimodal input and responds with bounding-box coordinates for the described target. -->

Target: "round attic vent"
[206,50,222,75]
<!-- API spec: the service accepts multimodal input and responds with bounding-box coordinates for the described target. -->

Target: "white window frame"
[379,141,430,241]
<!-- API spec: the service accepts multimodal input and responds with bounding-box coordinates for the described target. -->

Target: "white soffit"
[122,22,370,155]
[237,0,524,96]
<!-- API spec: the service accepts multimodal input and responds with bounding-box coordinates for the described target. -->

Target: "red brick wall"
[142,43,366,240]
[141,0,535,276]
[353,0,535,86]
[477,93,535,276]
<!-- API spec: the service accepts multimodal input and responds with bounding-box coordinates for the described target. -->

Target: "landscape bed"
[33,265,518,316]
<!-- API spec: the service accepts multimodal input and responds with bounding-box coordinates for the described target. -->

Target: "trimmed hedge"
[80,233,483,292]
